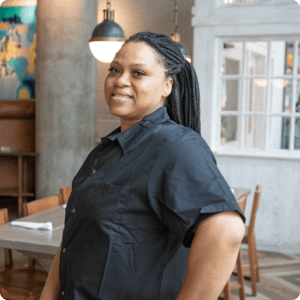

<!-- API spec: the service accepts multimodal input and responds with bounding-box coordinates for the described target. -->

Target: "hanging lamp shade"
[170,33,191,63]
[89,8,125,63]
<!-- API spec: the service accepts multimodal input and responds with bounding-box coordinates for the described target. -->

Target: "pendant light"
[170,0,191,63]
[89,1,125,63]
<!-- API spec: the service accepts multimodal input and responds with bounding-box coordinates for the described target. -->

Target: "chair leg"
[223,281,231,300]
[236,248,245,300]
[248,237,257,296]
[28,257,36,268]
[253,233,260,282]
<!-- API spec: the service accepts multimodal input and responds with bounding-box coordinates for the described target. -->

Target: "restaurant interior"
[0,0,299,299]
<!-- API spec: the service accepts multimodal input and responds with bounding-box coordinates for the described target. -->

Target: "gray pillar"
[36,0,98,198]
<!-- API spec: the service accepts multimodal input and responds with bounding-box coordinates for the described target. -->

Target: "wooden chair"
[0,208,48,300]
[23,195,60,269]
[219,194,248,300]
[59,185,72,205]
[23,195,60,217]
[233,184,262,296]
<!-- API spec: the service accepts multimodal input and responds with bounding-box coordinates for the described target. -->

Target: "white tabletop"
[0,205,65,255]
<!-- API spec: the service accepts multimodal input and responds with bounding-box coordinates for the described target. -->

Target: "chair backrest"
[0,208,9,226]
[0,208,12,266]
[237,194,247,213]
[23,195,60,216]
[248,184,262,239]
[59,185,72,205]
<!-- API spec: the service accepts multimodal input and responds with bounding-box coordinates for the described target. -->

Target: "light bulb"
[89,41,124,63]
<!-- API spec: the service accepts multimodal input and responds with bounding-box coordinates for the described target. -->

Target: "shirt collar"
[101,106,170,154]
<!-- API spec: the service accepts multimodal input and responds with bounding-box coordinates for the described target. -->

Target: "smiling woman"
[105,42,173,131]
[40,32,245,300]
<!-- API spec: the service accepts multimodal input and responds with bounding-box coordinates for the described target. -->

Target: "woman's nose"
[114,72,130,87]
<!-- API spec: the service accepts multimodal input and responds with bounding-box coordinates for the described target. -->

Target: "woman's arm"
[176,211,245,300]
[40,243,62,300]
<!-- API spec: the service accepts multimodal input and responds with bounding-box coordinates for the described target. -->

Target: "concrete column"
[36,0,98,197]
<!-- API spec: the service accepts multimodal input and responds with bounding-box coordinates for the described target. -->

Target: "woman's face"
[104,42,173,129]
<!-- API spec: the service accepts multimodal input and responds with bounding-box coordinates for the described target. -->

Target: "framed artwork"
[0,4,36,99]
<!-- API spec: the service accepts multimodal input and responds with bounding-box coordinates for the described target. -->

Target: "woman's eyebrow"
[112,61,149,68]
[131,63,148,67]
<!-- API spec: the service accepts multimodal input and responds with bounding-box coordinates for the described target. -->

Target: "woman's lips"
[111,94,133,102]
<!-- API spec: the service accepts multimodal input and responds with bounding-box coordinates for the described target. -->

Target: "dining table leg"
[17,250,55,272]
[17,155,23,217]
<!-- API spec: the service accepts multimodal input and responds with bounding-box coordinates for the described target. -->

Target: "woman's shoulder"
[157,119,199,139]
[156,121,216,164]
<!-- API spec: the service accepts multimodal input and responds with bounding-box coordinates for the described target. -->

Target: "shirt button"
[62,248,66,253]
[93,169,96,174]
[62,291,65,296]
[72,208,76,213]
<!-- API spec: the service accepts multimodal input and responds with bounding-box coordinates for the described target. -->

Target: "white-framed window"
[218,38,300,155]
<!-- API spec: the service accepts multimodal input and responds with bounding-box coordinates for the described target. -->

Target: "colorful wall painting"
[0,5,36,99]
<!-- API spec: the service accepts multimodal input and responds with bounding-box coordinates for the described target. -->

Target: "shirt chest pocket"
[74,181,128,227]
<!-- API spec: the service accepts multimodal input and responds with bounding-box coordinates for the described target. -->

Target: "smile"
[113,94,133,99]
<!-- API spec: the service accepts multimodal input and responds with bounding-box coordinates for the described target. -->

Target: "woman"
[41,32,245,300]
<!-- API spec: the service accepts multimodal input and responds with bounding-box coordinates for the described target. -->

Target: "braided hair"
[122,32,201,135]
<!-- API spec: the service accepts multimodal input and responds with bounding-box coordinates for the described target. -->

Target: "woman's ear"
[162,77,173,98]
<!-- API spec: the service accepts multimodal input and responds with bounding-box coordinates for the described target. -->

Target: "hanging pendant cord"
[174,0,178,33]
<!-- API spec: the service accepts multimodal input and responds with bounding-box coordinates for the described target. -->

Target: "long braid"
[123,32,201,135]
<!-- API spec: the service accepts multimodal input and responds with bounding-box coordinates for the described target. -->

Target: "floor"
[221,249,300,300]
[0,198,300,300]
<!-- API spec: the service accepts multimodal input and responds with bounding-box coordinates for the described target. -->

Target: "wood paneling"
[0,100,36,194]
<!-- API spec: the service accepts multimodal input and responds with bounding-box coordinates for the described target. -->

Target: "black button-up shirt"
[59,106,245,300]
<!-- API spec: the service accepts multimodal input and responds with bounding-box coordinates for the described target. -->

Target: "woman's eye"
[134,70,144,76]
[108,67,119,73]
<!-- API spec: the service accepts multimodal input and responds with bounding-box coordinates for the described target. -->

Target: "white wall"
[217,155,300,254]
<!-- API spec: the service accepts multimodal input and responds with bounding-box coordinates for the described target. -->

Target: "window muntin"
[219,39,300,153]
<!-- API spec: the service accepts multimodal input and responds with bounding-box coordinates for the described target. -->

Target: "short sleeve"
[147,128,245,248]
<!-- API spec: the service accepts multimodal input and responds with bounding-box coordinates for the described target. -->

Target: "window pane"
[295,118,300,150]
[245,78,267,112]
[296,79,300,112]
[246,42,268,76]
[270,79,293,113]
[270,41,294,76]
[222,42,243,75]
[221,116,239,147]
[220,79,241,111]
[244,116,265,149]
[268,117,290,149]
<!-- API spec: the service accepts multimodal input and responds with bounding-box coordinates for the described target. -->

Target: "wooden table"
[0,187,250,272]
[0,205,64,271]
[0,151,38,217]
